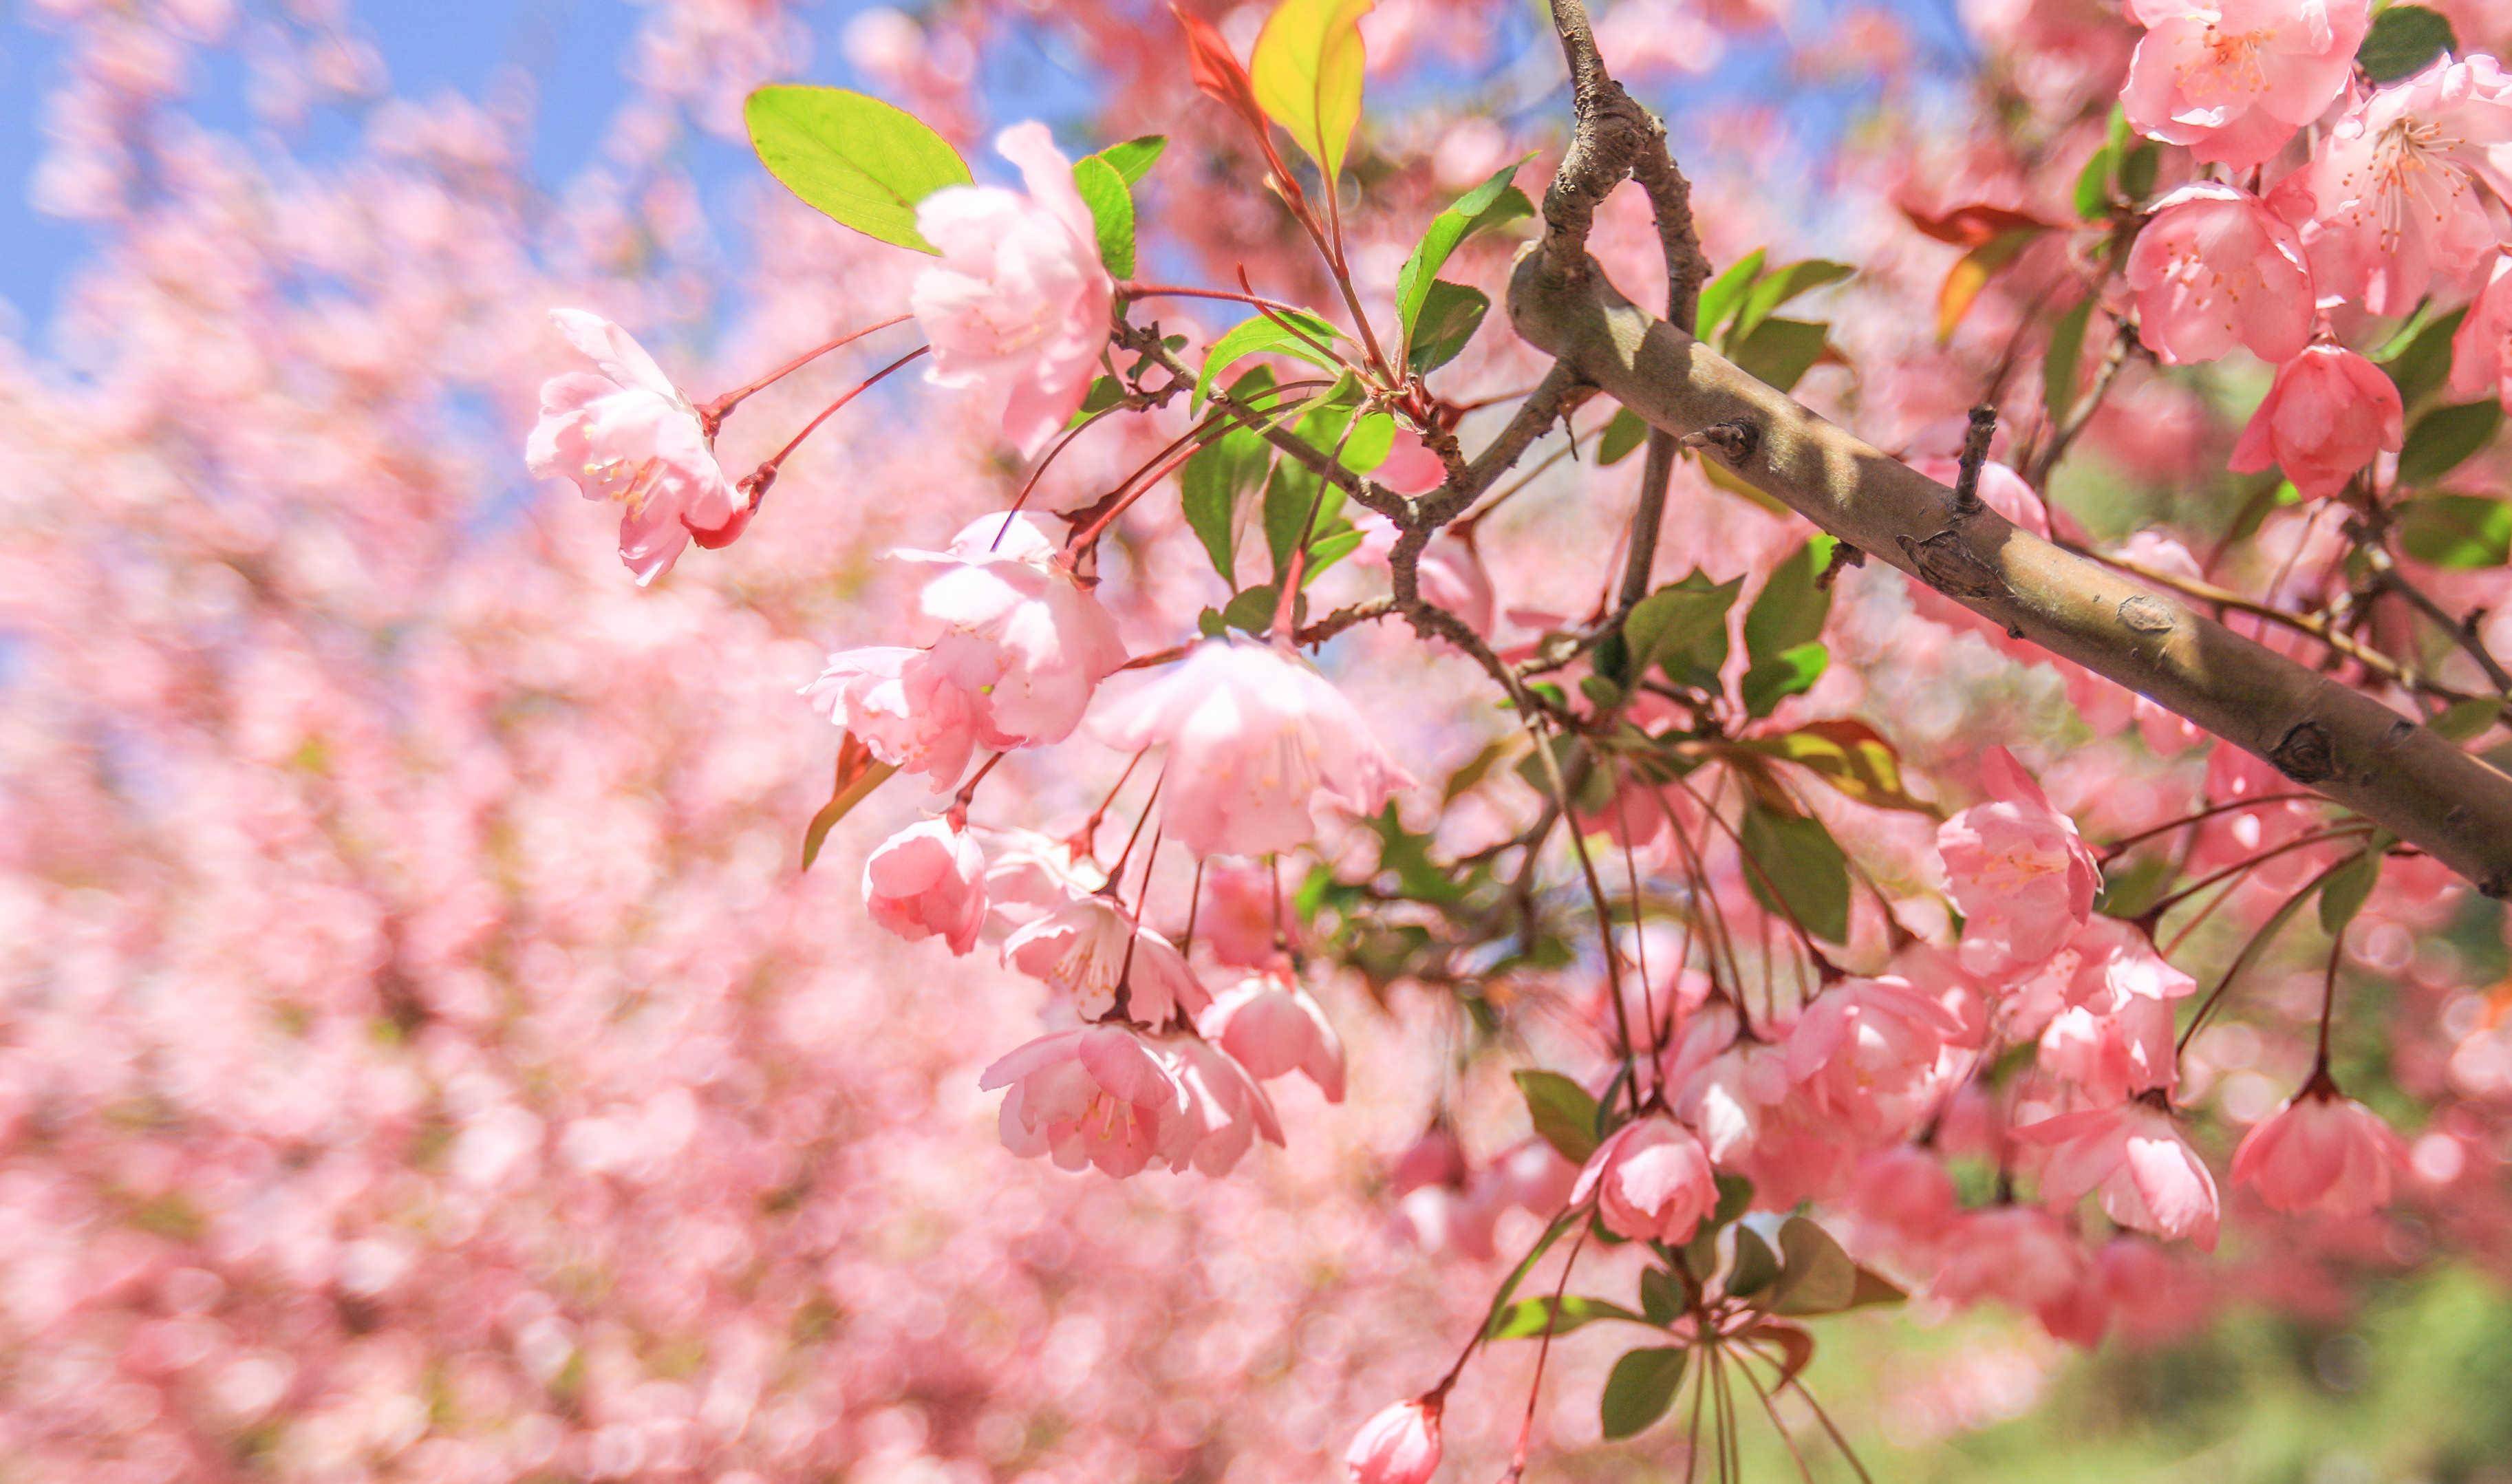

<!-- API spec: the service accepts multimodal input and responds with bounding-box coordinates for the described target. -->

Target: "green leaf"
[1730,316,1830,393]
[1747,719,1933,813]
[2044,297,2095,426]
[1740,642,1829,718]
[1622,572,1742,692]
[744,85,972,254]
[1514,1069,1602,1164]
[1600,1347,1690,1440]
[1406,281,1490,375]
[1638,1267,1683,1325]
[1693,248,1767,340]
[2072,144,2116,221]
[1598,407,1651,466]
[1727,1225,1781,1300]
[1730,260,1853,347]
[1768,1216,1859,1315]
[1181,366,1278,585]
[2398,493,2512,567]
[1220,583,1279,634]
[1069,153,1136,279]
[2116,141,2158,203]
[2319,850,2381,937]
[1845,1265,1908,1310]
[1712,1172,1754,1227]
[2430,697,2501,742]
[1262,462,1342,577]
[1738,801,1851,943]
[1194,312,1343,409]
[1485,1294,1645,1340]
[2383,306,2466,410]
[1092,134,1167,184]
[1395,159,1534,337]
[1249,0,1373,187]
[2398,400,2504,485]
[1305,525,1365,583]
[1743,536,1837,664]
[2359,3,2456,83]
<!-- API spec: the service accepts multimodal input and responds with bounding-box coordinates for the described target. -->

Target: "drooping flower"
[911,122,1115,456]
[979,1025,1192,1177]
[1783,976,1966,1143]
[892,511,1130,750]
[2447,253,2512,411]
[800,645,983,786]
[1200,968,1347,1101]
[1928,1205,2092,1322]
[2120,0,2370,169]
[526,309,743,583]
[1571,1112,1720,1245]
[2229,1083,2407,1215]
[1002,892,1210,1025]
[2005,916,2196,1101]
[1164,1033,1287,1176]
[2228,343,2403,500]
[2125,182,2315,365]
[1344,1397,1443,1484]
[1663,999,1794,1162]
[862,819,987,956]
[2293,55,2512,315]
[1092,638,1411,859]
[1937,747,2102,982]
[2020,1100,2221,1249]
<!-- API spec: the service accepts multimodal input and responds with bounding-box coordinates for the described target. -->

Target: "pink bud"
[1345,1397,1443,1484]
[2229,345,2403,502]
[862,819,987,956]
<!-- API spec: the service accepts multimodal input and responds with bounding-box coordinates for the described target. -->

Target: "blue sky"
[0,0,1972,334]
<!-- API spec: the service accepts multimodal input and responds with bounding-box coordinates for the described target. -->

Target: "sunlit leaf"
[1182,367,1278,585]
[1395,158,1534,338]
[2396,493,2512,567]
[1730,259,1853,347]
[1070,154,1136,278]
[1622,572,1741,692]
[800,735,899,870]
[1194,311,1343,409]
[1406,281,1490,375]
[1092,134,1168,184]
[1485,1293,1645,1340]
[1730,315,1831,393]
[1937,227,2044,341]
[1693,248,1767,339]
[745,85,972,253]
[1514,1069,1601,1164]
[1249,0,1375,186]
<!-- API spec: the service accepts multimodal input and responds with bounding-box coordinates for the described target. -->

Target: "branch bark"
[1506,250,2512,896]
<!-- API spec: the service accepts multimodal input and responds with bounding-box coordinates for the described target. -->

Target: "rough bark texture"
[1507,250,2512,896]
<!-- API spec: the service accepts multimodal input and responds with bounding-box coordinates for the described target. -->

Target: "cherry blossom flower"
[1937,747,2102,982]
[2120,0,2369,169]
[526,308,742,583]
[979,1025,1193,1177]
[2228,343,2403,499]
[1002,892,1210,1024]
[1929,1206,2092,1322]
[1664,1000,1794,1162]
[894,511,1130,749]
[1165,1033,1287,1176]
[1345,1397,1443,1484]
[2229,1084,2407,1215]
[1571,1112,1721,1244]
[800,645,983,786]
[1092,638,1411,859]
[2447,253,2512,410]
[2125,182,2315,365]
[2020,1100,2221,1249]
[1783,976,1965,1143]
[862,819,987,956]
[1200,968,1348,1101]
[2292,53,2512,314]
[911,122,1115,456]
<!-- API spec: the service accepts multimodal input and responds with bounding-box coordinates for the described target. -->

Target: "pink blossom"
[2020,1101,2221,1249]
[1937,747,2101,981]
[978,1025,1192,1177]
[2229,1085,2406,1215]
[800,645,982,786]
[1200,969,1347,1101]
[2228,343,2403,500]
[2120,0,2368,169]
[2447,253,2512,410]
[1345,1397,1443,1484]
[1663,1000,1793,1161]
[1570,1112,1720,1244]
[2125,183,2315,365]
[910,122,1115,456]
[1092,638,1411,859]
[862,819,987,956]
[1783,976,1964,1142]
[894,512,1130,750]
[2294,56,2512,314]
[525,308,742,583]
[1164,1033,1287,1176]
[1929,1206,2090,1320]
[1002,892,1210,1025]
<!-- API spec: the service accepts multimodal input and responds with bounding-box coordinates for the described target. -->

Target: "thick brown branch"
[1507,249,2512,896]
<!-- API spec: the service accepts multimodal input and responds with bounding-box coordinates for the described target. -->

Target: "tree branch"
[1505,250,2512,895]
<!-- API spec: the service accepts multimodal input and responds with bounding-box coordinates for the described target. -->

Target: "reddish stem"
[698,314,910,430]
